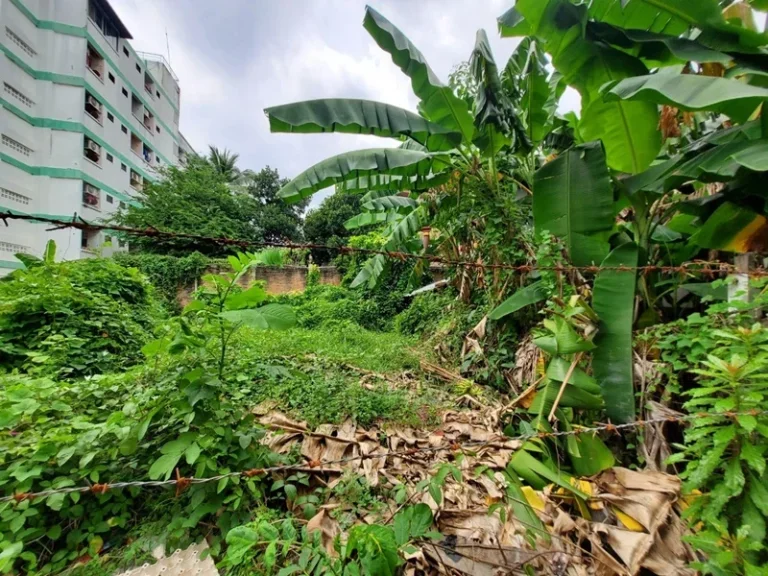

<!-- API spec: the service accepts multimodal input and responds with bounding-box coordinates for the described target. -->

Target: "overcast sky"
[110,0,579,207]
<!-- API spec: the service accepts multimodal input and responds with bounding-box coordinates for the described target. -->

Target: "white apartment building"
[0,0,192,273]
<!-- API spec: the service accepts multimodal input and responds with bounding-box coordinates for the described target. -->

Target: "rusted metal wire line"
[3,409,764,504]
[0,211,753,275]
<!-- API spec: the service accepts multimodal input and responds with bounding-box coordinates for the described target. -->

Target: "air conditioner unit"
[130,173,142,185]
[84,183,99,195]
[86,95,100,109]
[85,139,100,153]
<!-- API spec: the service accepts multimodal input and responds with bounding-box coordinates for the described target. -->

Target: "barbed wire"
[3,409,764,504]
[0,211,759,276]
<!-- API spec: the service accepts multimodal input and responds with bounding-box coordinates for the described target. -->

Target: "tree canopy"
[303,188,364,263]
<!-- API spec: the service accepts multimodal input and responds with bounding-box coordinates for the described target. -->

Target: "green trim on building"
[0,260,25,270]
[0,43,175,166]
[1,96,155,181]
[6,0,181,134]
[0,152,140,207]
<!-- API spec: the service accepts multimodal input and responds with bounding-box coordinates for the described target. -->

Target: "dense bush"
[114,252,209,311]
[394,291,456,336]
[0,259,164,378]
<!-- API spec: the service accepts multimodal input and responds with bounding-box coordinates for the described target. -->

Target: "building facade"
[0,0,189,273]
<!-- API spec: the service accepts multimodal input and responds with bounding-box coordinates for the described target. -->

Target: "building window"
[82,182,101,209]
[123,46,129,57]
[5,27,36,57]
[88,0,120,50]
[86,43,105,81]
[156,90,160,99]
[121,163,127,172]
[84,90,102,123]
[120,201,126,208]
[107,112,114,122]
[130,132,142,157]
[144,109,155,132]
[107,194,114,204]
[108,72,115,83]
[0,240,31,254]
[136,64,141,74]
[118,239,126,248]
[131,93,142,118]
[0,187,30,206]
[142,143,154,165]
[106,153,114,162]
[83,136,101,164]
[122,87,128,97]
[121,124,127,134]
[156,126,160,134]
[144,72,155,96]
[130,169,142,190]
[2,134,32,156]
[4,83,33,108]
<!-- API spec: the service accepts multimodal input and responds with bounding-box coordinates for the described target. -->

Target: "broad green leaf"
[14,253,43,269]
[148,453,182,481]
[227,255,243,273]
[696,202,768,253]
[388,206,425,246]
[225,285,267,310]
[680,282,728,301]
[341,172,449,194]
[220,304,297,330]
[278,148,448,202]
[265,99,461,152]
[587,22,731,66]
[748,473,768,515]
[0,542,23,573]
[568,432,615,476]
[363,195,417,211]
[509,449,588,497]
[533,142,614,266]
[529,378,604,413]
[515,0,662,172]
[545,357,602,394]
[351,254,387,289]
[587,0,690,35]
[43,239,56,263]
[592,243,638,423]
[498,6,530,37]
[489,281,547,320]
[185,443,201,465]
[503,472,547,539]
[363,6,474,141]
[344,211,393,230]
[393,504,433,546]
[603,73,768,123]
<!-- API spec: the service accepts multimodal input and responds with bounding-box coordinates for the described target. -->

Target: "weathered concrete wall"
[178,266,342,306]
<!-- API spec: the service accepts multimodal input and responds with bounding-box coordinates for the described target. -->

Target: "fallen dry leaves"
[257,401,697,575]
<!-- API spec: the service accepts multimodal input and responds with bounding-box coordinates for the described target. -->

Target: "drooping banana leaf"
[344,211,395,230]
[498,6,530,37]
[488,281,547,320]
[592,242,639,423]
[503,472,547,537]
[363,195,417,211]
[586,0,690,35]
[265,99,461,152]
[351,254,387,289]
[695,202,768,253]
[360,188,398,203]
[508,449,588,497]
[528,378,604,413]
[341,171,450,194]
[278,148,449,202]
[586,22,731,66]
[363,7,475,142]
[567,430,615,477]
[514,0,661,173]
[534,317,596,356]
[469,29,517,155]
[533,142,614,267]
[388,206,426,246]
[603,73,768,124]
[671,139,768,182]
[545,357,602,395]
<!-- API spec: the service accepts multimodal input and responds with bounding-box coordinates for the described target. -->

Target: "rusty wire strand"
[3,409,764,504]
[0,211,754,276]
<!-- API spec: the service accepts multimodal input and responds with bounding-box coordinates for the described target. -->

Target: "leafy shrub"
[0,258,164,378]
[114,252,209,311]
[306,263,321,288]
[394,291,456,336]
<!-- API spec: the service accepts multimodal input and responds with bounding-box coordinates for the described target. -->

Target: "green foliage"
[305,264,320,289]
[114,252,210,311]
[394,291,456,336]
[303,189,364,264]
[651,296,768,573]
[0,258,164,378]
[222,504,433,575]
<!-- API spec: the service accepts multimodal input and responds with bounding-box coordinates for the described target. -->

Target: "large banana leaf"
[389,206,426,246]
[363,195,417,211]
[363,7,475,142]
[592,243,638,423]
[341,171,450,194]
[514,0,661,173]
[672,139,768,182]
[350,254,387,289]
[344,211,396,230]
[586,22,731,66]
[603,73,768,123]
[533,142,614,267]
[278,148,449,202]
[265,99,461,152]
[219,305,297,331]
[488,281,547,320]
[498,6,530,37]
[470,29,516,155]
[586,0,690,35]
[695,202,768,253]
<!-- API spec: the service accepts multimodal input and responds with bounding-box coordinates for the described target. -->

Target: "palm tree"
[208,145,240,182]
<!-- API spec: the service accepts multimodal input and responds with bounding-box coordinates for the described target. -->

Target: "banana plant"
[264,7,559,288]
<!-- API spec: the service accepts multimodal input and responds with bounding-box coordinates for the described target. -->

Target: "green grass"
[233,320,424,374]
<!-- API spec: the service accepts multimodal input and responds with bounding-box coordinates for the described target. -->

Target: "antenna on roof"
[165,28,171,67]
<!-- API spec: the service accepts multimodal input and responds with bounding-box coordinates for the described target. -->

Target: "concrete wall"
[177,266,343,307]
